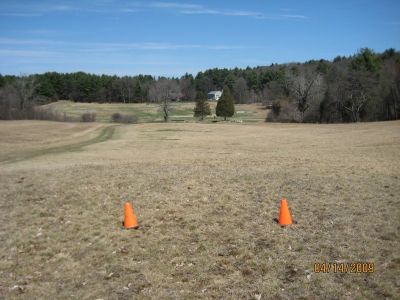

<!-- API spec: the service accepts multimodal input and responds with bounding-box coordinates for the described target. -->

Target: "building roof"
[208,91,222,94]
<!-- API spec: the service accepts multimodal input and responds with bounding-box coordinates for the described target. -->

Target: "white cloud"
[0,2,76,17]
[179,8,306,19]
[148,2,203,9]
[0,38,258,54]
[120,8,139,13]
[0,13,41,17]
[124,2,306,20]
[0,1,306,20]
[276,14,307,19]
[280,8,295,12]
[0,49,59,57]
[179,8,263,17]
[41,4,74,12]
[0,38,52,45]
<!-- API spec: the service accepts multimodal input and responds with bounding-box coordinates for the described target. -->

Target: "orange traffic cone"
[278,198,293,226]
[124,202,139,229]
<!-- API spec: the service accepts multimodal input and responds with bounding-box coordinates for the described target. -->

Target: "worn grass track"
[0,125,116,164]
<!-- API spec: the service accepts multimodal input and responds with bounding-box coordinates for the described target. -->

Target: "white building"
[207,90,222,101]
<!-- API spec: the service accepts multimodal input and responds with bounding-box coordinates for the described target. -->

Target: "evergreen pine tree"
[194,91,211,120]
[216,86,235,121]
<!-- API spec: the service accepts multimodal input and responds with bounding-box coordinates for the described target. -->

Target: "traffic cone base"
[124,202,139,229]
[278,198,293,226]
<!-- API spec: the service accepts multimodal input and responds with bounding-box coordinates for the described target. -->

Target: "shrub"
[81,111,96,122]
[121,114,138,123]
[266,100,300,122]
[272,101,281,115]
[111,112,122,122]
[111,112,138,123]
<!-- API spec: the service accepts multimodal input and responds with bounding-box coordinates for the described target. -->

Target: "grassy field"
[41,100,267,123]
[0,120,399,299]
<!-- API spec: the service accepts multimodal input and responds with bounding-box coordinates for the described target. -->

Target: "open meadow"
[0,120,399,299]
[41,101,267,123]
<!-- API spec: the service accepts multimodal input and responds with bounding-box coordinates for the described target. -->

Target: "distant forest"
[0,48,399,123]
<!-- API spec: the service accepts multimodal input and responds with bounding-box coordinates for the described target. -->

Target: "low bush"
[81,111,96,122]
[272,101,281,115]
[266,100,300,122]
[111,112,138,123]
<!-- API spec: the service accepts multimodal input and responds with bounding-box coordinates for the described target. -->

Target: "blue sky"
[0,0,399,77]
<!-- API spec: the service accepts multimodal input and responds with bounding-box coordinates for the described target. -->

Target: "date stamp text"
[314,262,375,273]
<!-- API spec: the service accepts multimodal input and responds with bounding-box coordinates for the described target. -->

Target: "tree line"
[0,47,399,122]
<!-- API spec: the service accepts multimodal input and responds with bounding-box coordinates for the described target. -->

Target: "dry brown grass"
[0,120,399,299]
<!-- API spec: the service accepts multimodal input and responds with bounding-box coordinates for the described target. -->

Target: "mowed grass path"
[42,100,267,123]
[0,121,116,164]
[0,120,399,299]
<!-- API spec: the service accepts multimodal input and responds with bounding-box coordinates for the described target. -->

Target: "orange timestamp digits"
[314,262,375,273]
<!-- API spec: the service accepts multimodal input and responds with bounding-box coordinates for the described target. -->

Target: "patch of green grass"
[156,129,187,132]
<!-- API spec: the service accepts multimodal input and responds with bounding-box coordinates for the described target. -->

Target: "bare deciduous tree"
[0,75,42,120]
[0,85,17,119]
[380,60,400,120]
[113,77,136,103]
[289,70,323,122]
[233,77,248,103]
[179,76,195,101]
[342,91,367,122]
[338,77,369,122]
[14,74,38,112]
[149,78,181,122]
[261,86,271,108]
